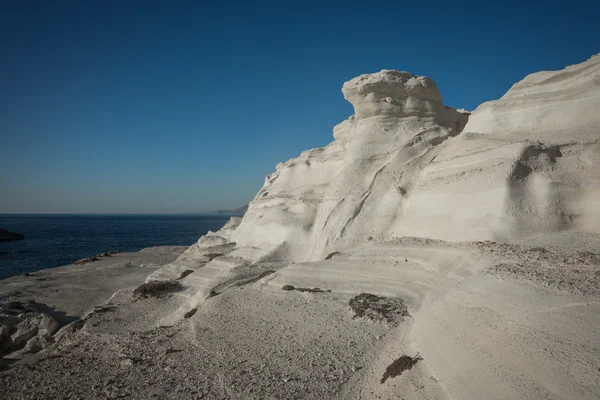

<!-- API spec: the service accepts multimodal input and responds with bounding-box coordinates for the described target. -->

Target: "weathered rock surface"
[231,70,468,262]
[153,55,600,317]
[0,301,60,360]
[397,54,600,241]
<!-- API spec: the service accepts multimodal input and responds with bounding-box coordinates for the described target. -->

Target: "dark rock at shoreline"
[212,203,248,216]
[0,229,25,242]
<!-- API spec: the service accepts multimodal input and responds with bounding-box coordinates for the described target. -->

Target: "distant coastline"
[0,214,231,279]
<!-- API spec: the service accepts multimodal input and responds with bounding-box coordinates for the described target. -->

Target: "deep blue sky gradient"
[1,1,598,213]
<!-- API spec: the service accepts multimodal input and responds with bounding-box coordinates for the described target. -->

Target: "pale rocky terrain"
[1,55,600,399]
[0,247,185,366]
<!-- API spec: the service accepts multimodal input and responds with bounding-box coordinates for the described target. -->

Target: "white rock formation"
[398,54,600,240]
[147,217,242,282]
[151,55,600,315]
[231,55,600,254]
[230,70,468,262]
[1,310,60,360]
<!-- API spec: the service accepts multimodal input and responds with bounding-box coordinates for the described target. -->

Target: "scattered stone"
[10,316,40,347]
[38,314,60,337]
[74,249,121,265]
[121,358,134,367]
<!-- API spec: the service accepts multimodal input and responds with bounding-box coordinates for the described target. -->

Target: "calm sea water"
[0,214,231,280]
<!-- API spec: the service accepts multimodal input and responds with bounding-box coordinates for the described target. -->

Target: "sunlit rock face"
[230,70,468,262]
[397,54,600,241]
[150,55,600,315]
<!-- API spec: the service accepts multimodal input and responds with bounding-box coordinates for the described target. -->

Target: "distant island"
[210,203,248,216]
[0,228,25,241]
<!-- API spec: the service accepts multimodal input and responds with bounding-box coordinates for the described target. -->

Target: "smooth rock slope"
[398,54,600,241]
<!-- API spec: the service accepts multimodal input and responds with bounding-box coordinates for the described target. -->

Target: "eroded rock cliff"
[397,54,600,240]
[231,70,468,262]
[150,55,600,313]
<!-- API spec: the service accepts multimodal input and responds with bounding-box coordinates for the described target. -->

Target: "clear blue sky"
[1,1,598,213]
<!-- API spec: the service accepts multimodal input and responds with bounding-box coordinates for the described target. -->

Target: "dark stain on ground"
[349,293,409,326]
[282,285,331,293]
[381,353,423,384]
[184,308,198,319]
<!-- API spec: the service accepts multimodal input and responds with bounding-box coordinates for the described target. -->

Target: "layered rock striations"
[151,55,600,313]
[397,54,600,240]
[231,70,468,262]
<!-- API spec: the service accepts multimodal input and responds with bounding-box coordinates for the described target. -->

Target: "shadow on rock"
[381,353,423,384]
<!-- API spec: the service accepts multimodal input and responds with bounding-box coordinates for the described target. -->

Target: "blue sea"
[0,214,231,280]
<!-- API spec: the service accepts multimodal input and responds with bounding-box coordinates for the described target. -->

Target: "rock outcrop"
[230,70,468,262]
[0,301,60,361]
[0,228,24,242]
[152,55,600,315]
[229,55,600,255]
[396,54,600,241]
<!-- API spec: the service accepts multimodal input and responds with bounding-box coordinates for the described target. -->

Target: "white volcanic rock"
[397,54,600,241]
[466,54,600,136]
[146,217,241,282]
[342,70,465,124]
[152,56,600,315]
[3,312,59,353]
[230,70,468,262]
[10,316,41,347]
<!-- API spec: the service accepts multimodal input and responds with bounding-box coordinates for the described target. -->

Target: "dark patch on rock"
[184,308,198,319]
[527,247,548,254]
[205,253,223,261]
[349,293,409,326]
[282,285,331,293]
[93,305,117,313]
[6,302,25,311]
[381,353,422,383]
[179,270,195,279]
[133,280,180,298]
[69,319,86,333]
[232,270,277,287]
